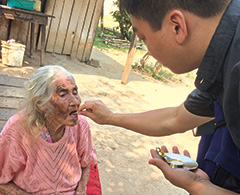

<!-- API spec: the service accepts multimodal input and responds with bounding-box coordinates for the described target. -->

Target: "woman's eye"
[59,93,66,97]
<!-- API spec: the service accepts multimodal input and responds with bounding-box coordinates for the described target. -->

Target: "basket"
[1,41,26,67]
[8,0,36,11]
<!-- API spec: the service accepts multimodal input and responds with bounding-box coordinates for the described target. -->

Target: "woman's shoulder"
[77,115,90,127]
[1,110,26,136]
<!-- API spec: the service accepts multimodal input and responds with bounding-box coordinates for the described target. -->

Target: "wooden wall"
[40,0,104,62]
[0,0,104,62]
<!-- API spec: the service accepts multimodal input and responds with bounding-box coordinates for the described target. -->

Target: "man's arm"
[75,166,90,195]
[0,182,28,195]
[79,100,213,136]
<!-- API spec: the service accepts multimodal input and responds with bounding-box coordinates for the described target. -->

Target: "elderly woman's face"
[45,74,81,127]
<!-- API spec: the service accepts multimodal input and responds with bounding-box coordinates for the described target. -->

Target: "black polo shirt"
[184,0,240,150]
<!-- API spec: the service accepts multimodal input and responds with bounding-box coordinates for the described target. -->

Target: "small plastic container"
[8,0,36,11]
[1,40,26,67]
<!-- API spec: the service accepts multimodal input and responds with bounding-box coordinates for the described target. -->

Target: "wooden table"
[0,5,54,66]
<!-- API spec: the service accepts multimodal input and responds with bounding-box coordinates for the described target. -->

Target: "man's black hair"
[120,0,231,31]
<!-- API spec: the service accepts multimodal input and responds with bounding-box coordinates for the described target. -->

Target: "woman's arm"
[75,166,90,195]
[0,181,29,195]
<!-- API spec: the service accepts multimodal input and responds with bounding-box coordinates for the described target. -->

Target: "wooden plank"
[0,86,25,98]
[76,0,97,61]
[81,0,104,62]
[0,97,22,109]
[54,0,74,54]
[17,21,30,45]
[40,25,46,66]
[46,0,64,53]
[26,23,39,56]
[0,17,9,41]
[0,75,27,87]
[25,24,31,55]
[0,7,49,25]
[0,120,7,132]
[62,0,82,55]
[9,20,21,41]
[0,5,53,19]
[0,108,17,121]
[37,0,55,50]
[121,32,137,85]
[70,0,90,58]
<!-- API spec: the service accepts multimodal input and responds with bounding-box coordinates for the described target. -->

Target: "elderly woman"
[0,65,97,194]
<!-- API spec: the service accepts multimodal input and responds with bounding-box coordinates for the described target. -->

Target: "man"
[79,0,240,194]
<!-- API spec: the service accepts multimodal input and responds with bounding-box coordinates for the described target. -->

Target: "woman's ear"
[168,10,188,44]
[36,103,45,112]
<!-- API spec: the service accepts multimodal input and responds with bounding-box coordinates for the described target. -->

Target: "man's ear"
[168,10,188,44]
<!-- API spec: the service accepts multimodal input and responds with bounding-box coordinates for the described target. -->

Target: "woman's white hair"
[20,65,74,136]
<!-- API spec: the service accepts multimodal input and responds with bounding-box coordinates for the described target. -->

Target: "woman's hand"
[75,166,90,195]
[148,145,209,194]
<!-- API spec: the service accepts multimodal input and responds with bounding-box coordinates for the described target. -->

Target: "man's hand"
[148,145,209,194]
[78,100,113,125]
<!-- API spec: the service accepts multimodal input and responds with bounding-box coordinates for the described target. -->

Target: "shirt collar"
[195,0,240,91]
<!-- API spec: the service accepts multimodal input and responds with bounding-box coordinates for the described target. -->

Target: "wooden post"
[100,4,104,32]
[121,32,137,85]
[40,25,46,66]
[30,23,35,56]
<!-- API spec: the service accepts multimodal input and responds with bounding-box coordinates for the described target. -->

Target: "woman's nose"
[69,95,81,106]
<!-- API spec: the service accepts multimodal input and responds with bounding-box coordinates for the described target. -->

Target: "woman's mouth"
[69,111,78,119]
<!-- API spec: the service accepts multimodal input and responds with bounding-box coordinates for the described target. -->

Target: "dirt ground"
[0,48,200,195]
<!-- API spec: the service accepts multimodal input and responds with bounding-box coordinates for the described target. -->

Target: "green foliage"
[111,0,133,41]
[132,63,183,83]
[94,27,129,52]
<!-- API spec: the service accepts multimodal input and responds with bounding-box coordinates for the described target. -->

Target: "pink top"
[0,112,97,194]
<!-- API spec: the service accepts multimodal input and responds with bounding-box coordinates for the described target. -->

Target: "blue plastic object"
[8,0,36,11]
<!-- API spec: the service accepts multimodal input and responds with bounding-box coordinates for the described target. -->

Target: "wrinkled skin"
[44,73,81,141]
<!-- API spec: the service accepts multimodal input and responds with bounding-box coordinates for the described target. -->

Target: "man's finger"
[150,149,158,158]
[183,150,191,157]
[79,110,93,118]
[172,146,180,154]
[161,145,169,153]
[148,154,172,175]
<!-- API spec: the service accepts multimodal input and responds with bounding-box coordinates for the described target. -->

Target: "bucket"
[1,41,26,67]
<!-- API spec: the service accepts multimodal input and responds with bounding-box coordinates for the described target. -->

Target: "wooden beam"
[121,32,137,85]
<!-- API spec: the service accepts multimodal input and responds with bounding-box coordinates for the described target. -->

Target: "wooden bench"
[0,74,27,131]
